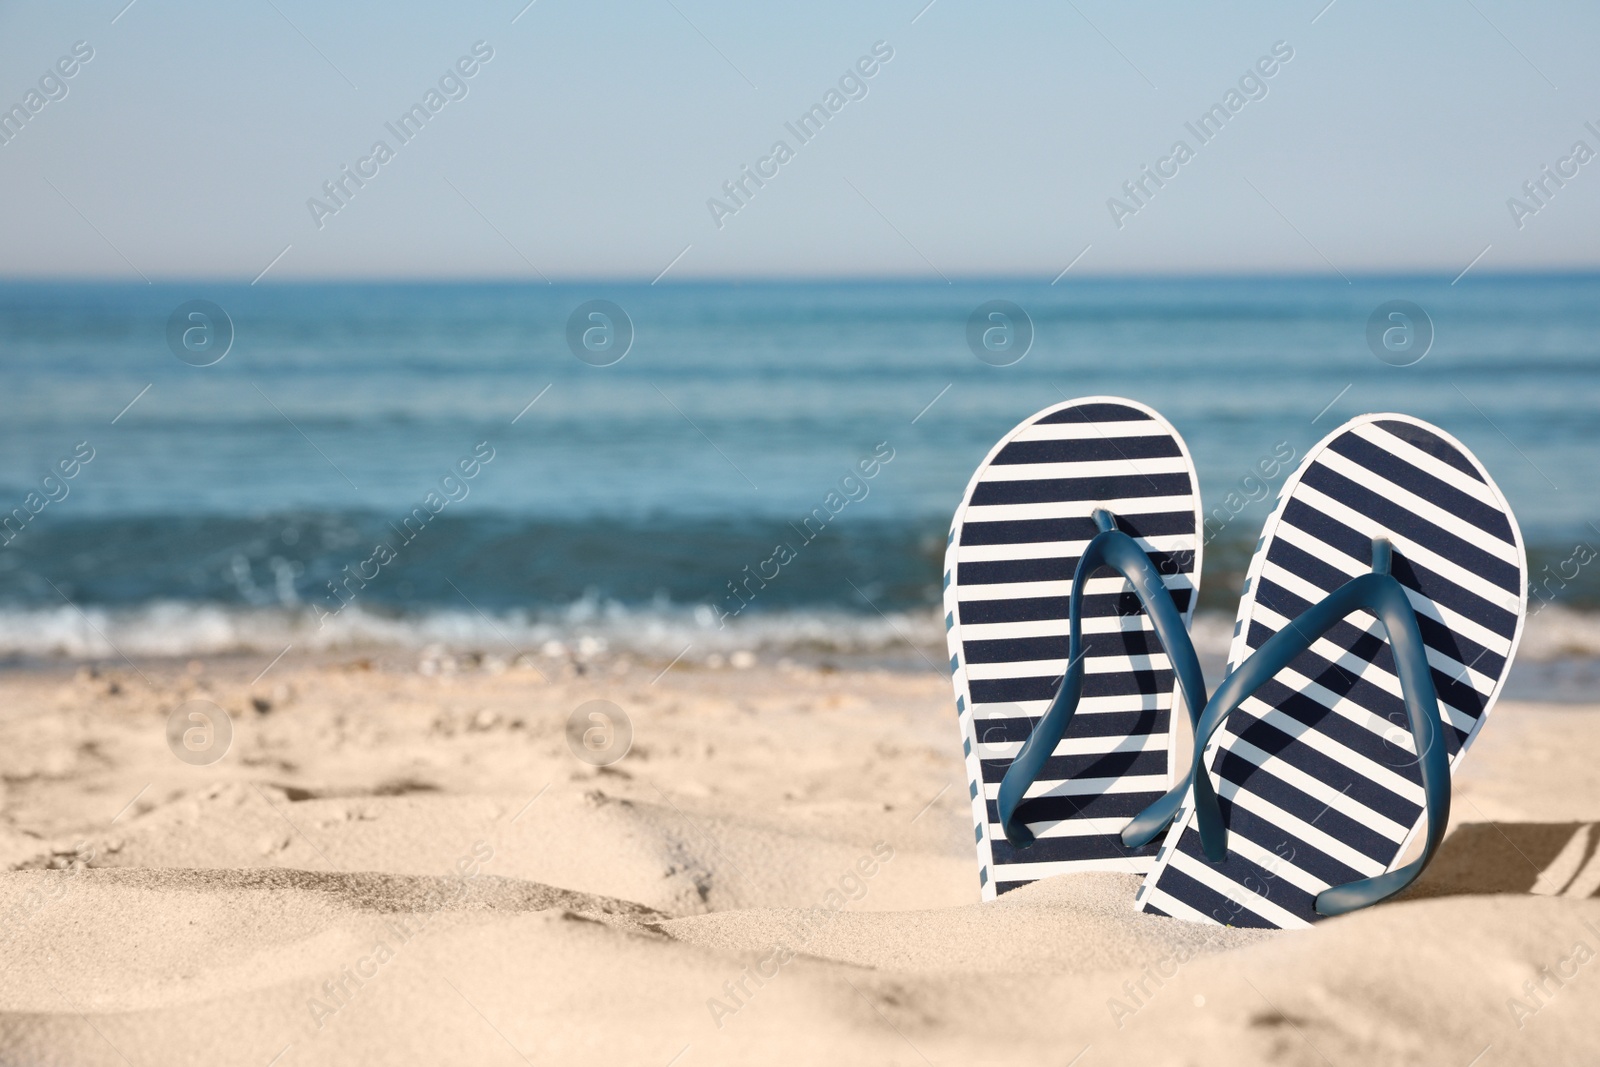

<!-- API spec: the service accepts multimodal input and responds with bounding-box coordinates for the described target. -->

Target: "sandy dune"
[0,653,1597,1065]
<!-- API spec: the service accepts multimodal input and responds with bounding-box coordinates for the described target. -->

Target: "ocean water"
[0,276,1596,691]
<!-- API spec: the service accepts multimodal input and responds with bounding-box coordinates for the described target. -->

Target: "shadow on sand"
[1401,822,1600,901]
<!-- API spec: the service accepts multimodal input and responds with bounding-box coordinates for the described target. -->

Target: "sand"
[0,651,1597,1066]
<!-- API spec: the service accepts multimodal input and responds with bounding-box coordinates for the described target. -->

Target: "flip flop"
[944,397,1206,900]
[1133,413,1527,928]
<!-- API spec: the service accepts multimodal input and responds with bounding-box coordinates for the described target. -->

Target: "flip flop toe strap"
[997,509,1209,848]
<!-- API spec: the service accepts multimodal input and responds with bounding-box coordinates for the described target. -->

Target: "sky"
[0,0,1597,281]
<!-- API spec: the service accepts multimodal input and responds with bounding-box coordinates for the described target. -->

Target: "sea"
[1,275,1596,698]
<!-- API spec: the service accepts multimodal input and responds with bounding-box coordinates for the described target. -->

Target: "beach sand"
[1,651,1597,1066]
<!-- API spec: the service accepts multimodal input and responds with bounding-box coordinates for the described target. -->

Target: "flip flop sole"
[1137,414,1528,929]
[944,397,1203,900]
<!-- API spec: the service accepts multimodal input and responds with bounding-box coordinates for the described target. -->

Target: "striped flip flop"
[944,397,1205,900]
[1134,413,1528,929]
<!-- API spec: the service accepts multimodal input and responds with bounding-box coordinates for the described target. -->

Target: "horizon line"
[2,266,1599,287]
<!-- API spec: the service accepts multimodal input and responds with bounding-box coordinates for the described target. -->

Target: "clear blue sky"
[0,0,1595,280]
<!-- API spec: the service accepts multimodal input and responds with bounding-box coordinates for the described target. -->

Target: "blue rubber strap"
[1179,538,1451,917]
[997,509,1209,849]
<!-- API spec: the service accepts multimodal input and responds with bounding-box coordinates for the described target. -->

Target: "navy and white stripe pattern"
[1137,414,1528,929]
[945,397,1203,900]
